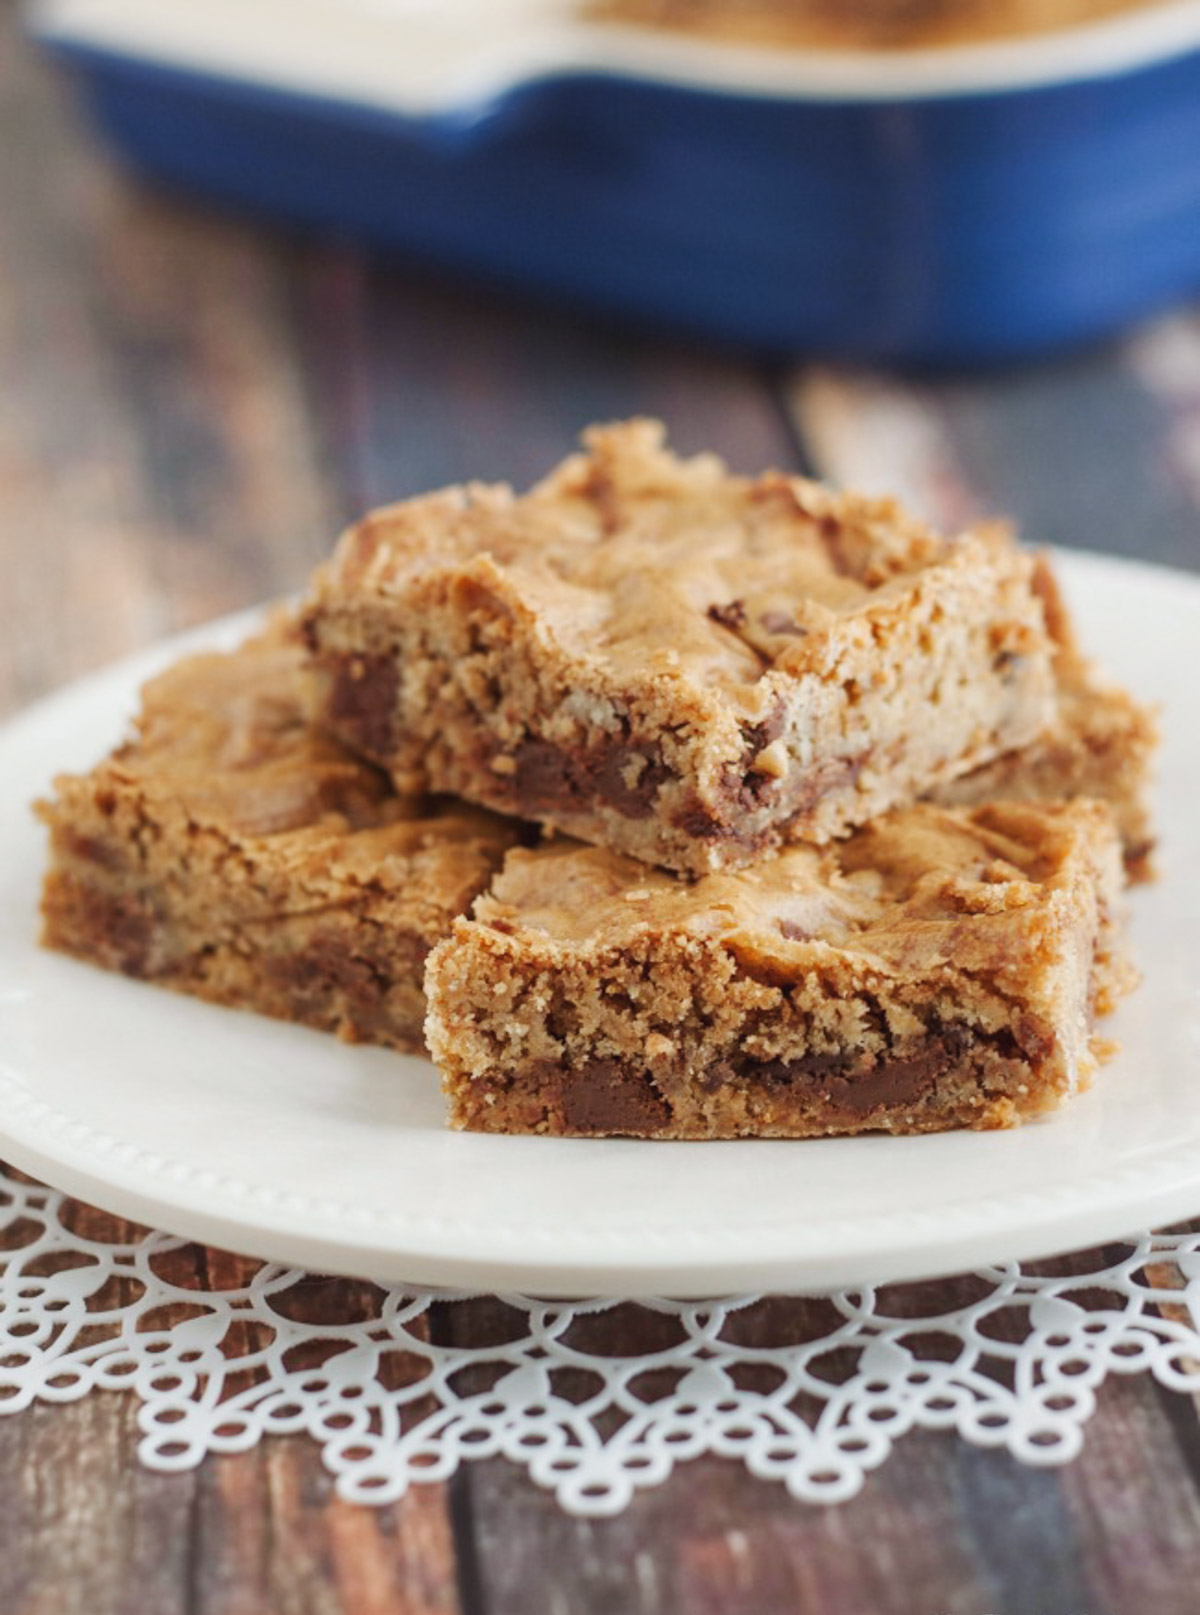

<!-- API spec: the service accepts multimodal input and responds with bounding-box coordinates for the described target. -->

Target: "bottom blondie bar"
[427,801,1130,1138]
[38,627,519,1052]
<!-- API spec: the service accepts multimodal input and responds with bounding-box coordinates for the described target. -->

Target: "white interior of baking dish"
[29,0,1200,113]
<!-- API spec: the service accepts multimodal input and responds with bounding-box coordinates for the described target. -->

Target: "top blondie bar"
[302,421,1058,875]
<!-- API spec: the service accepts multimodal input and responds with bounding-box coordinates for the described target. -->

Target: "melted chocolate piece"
[741,697,787,753]
[670,794,742,842]
[673,747,872,846]
[324,652,399,761]
[263,931,419,1042]
[515,1021,1004,1137]
[45,876,154,977]
[596,745,672,817]
[730,744,869,818]
[554,1059,671,1135]
[514,736,674,821]
[737,1025,975,1117]
[732,698,790,808]
[512,740,574,811]
[708,600,747,629]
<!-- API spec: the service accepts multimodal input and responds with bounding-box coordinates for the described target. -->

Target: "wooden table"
[4,6,1200,1610]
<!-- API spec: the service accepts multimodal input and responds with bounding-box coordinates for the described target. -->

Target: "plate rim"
[3,546,1197,1298]
[4,1066,1200,1297]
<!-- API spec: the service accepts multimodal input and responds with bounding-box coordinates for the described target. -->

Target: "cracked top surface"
[309,419,1041,721]
[472,800,1119,975]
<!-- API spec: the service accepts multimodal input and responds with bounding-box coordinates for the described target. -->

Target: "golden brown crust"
[303,420,1057,874]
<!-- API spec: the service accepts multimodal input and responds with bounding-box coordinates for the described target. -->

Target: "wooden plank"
[287,252,798,514]
[0,1397,193,1615]
[0,1343,466,1615]
[0,1193,190,1615]
[454,1441,994,1615]
[0,4,342,718]
[787,335,1200,573]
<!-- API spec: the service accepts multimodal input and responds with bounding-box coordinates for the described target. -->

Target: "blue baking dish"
[28,0,1200,363]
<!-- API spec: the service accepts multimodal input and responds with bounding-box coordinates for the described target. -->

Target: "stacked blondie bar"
[38,422,1156,1138]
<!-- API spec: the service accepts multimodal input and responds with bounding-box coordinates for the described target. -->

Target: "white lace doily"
[4,1162,1200,1516]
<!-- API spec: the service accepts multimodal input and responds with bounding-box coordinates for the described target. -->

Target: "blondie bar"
[592,0,1155,51]
[38,626,519,1052]
[427,801,1129,1139]
[302,421,1057,876]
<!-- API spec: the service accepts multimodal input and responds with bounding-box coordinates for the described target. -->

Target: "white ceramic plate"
[1,550,1197,1297]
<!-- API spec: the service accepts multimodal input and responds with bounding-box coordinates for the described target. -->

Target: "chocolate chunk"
[97,893,155,976]
[733,698,790,807]
[265,931,415,1041]
[325,652,399,761]
[270,933,389,1012]
[691,746,872,839]
[935,1022,971,1058]
[698,1059,737,1095]
[771,751,870,821]
[596,746,672,818]
[743,697,787,751]
[741,1050,859,1089]
[778,920,812,941]
[735,1027,979,1118]
[670,793,740,842]
[514,735,673,821]
[513,739,576,813]
[737,770,777,808]
[557,1059,671,1135]
[507,717,868,848]
[708,600,747,630]
[826,1046,948,1116]
[45,876,154,977]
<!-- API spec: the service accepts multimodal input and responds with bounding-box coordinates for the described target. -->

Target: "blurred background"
[5,0,1200,724]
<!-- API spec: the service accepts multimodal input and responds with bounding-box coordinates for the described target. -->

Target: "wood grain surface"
[4,2,1200,1610]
